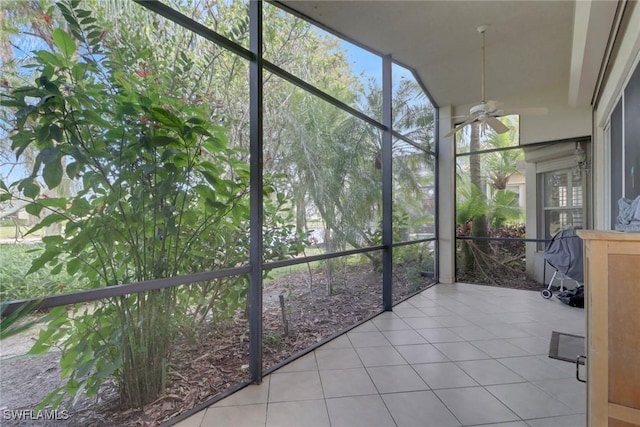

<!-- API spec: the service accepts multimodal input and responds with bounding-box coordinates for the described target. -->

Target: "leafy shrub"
[1,0,305,410]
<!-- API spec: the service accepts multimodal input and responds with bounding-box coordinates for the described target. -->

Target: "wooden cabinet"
[578,231,640,427]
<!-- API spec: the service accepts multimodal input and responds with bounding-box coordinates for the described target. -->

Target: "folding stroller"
[541,228,584,299]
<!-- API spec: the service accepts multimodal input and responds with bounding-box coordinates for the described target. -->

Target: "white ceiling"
[278,1,615,118]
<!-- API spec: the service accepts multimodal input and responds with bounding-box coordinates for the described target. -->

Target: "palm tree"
[456,115,525,275]
[484,117,522,192]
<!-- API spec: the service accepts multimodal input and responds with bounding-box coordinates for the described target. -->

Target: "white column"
[438,105,456,284]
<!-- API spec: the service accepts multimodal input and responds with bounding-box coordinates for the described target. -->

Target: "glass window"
[610,100,623,228]
[393,140,435,243]
[455,141,526,234]
[263,72,382,257]
[624,59,640,199]
[540,169,584,241]
[392,64,436,150]
[263,2,381,121]
[263,251,383,371]
[392,241,436,302]
[455,119,528,286]
[505,184,523,208]
[163,0,250,48]
[1,1,253,281]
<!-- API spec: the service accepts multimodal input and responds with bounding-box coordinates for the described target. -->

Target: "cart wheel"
[541,289,553,299]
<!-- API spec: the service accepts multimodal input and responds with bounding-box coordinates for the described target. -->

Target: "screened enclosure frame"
[453,133,591,283]
[2,0,439,398]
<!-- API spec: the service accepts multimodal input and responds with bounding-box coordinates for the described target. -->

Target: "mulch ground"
[77,264,427,426]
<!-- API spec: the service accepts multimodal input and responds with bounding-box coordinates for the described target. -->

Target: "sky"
[341,39,419,91]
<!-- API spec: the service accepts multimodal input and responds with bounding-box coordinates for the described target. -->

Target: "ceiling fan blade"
[444,117,477,138]
[485,116,509,134]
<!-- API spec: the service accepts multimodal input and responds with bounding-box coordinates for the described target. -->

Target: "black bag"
[557,285,584,308]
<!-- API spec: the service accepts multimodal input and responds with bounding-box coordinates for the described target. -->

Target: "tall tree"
[465,122,489,270]
[456,117,522,273]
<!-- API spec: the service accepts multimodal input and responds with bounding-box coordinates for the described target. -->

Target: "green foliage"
[1,0,305,410]
[394,244,435,293]
[261,20,436,274]
[29,296,175,410]
[0,300,64,340]
[0,244,87,301]
[456,182,523,231]
[490,190,523,228]
[263,333,284,349]
[456,182,489,227]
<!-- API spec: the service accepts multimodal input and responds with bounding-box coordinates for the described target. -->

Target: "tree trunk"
[295,187,306,235]
[464,122,489,272]
[461,225,474,273]
[323,226,334,296]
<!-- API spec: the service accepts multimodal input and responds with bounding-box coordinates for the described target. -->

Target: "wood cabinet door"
[606,244,640,426]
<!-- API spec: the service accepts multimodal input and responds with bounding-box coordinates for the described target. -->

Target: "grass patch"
[263,250,372,284]
[0,243,88,302]
[0,225,44,239]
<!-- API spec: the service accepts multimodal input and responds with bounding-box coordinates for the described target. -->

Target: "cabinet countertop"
[577,230,640,241]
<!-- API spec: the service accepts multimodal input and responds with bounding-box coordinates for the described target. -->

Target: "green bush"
[0,244,87,301]
[1,1,305,410]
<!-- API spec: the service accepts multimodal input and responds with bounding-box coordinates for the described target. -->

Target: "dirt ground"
[1,260,541,427]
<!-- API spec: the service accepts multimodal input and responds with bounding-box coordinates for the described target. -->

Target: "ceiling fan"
[444,25,545,138]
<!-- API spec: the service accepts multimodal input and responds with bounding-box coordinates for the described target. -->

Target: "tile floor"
[174,283,586,427]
